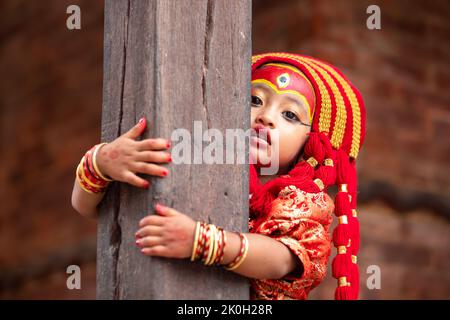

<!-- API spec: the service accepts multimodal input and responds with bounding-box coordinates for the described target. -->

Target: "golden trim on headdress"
[338,276,351,287]
[251,79,313,122]
[306,157,318,167]
[338,215,348,225]
[324,158,334,166]
[307,58,362,159]
[338,184,348,193]
[337,246,347,254]
[314,178,324,190]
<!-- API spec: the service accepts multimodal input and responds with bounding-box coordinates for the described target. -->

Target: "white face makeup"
[250,82,312,175]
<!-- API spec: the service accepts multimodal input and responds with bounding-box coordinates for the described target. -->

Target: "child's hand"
[96,118,171,189]
[135,203,196,259]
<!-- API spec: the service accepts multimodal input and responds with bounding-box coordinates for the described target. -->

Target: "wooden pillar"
[97,0,251,299]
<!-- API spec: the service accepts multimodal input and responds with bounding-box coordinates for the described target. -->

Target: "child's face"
[250,82,312,174]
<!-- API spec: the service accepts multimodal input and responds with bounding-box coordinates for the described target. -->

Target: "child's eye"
[251,95,263,106]
[282,110,300,122]
[282,111,310,126]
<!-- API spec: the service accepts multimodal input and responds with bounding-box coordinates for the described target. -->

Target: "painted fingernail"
[143,181,150,189]
[166,141,171,148]
[167,155,172,162]
[162,170,169,176]
[136,239,141,246]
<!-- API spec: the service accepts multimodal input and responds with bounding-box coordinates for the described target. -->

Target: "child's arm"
[71,178,106,219]
[136,203,303,280]
[71,118,172,219]
[219,232,301,279]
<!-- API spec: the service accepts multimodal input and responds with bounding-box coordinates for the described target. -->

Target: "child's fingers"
[135,150,172,164]
[123,118,147,140]
[155,203,176,216]
[135,225,163,238]
[136,138,170,151]
[122,171,150,189]
[139,214,165,227]
[131,162,169,178]
[136,236,164,248]
[141,245,169,257]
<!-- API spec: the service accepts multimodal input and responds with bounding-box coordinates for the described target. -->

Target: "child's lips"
[251,135,269,148]
[252,125,271,145]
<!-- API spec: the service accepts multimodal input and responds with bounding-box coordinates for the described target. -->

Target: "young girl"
[71,52,366,300]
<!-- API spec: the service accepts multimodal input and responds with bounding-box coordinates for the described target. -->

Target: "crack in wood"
[111,0,131,300]
[201,0,214,131]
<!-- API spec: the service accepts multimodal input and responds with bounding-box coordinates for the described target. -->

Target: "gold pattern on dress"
[250,184,334,300]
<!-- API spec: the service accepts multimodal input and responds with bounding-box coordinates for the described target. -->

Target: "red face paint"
[252,63,316,122]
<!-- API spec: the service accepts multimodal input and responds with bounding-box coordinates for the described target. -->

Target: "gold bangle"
[92,143,114,182]
[79,156,106,189]
[76,162,96,194]
[191,222,200,262]
[205,224,216,265]
[219,230,228,265]
[226,234,249,271]
[213,228,223,265]
[208,226,220,266]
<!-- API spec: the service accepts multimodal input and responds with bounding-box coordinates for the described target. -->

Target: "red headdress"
[250,53,366,300]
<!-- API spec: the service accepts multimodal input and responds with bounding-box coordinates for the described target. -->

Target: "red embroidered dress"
[249,185,334,300]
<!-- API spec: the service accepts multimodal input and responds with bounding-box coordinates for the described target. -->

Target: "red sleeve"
[251,185,334,299]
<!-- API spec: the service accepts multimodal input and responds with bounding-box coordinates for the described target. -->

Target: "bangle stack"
[190,222,249,271]
[191,222,227,266]
[76,143,113,194]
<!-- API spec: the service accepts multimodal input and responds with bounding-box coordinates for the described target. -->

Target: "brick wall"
[0,0,449,299]
[253,0,450,299]
[0,0,103,299]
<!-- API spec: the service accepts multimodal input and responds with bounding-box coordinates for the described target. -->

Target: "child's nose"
[255,112,275,129]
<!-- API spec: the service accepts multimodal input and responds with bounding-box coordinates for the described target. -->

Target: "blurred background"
[0,0,449,299]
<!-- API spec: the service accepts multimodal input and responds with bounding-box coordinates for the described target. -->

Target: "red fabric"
[249,186,334,300]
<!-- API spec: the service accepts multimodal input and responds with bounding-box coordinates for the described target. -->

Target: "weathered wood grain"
[97,0,251,299]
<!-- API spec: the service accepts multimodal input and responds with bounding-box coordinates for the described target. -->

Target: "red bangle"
[195,223,206,260]
[82,155,109,187]
[224,233,248,270]
[201,224,212,264]
[76,162,106,194]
